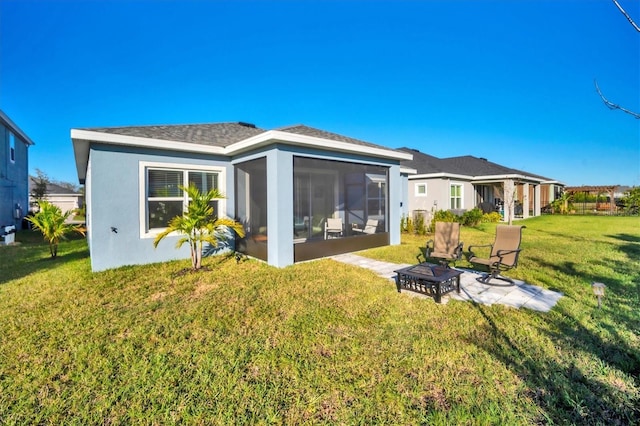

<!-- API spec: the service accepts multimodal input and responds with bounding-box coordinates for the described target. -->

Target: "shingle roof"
[439,155,519,176]
[398,148,450,173]
[73,122,411,184]
[83,122,387,152]
[29,177,80,195]
[277,125,383,150]
[85,122,265,147]
[400,148,553,180]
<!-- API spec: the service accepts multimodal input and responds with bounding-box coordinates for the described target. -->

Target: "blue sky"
[1,0,638,186]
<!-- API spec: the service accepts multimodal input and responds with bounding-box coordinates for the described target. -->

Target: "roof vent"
[237,122,256,128]
[480,157,488,161]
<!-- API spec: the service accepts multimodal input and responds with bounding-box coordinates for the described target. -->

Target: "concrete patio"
[331,253,563,312]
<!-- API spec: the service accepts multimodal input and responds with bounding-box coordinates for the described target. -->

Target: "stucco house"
[400,148,564,223]
[1,109,34,230]
[28,177,84,214]
[72,122,412,271]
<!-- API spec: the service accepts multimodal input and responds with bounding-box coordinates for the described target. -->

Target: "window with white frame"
[145,166,222,231]
[450,183,463,209]
[9,132,16,163]
[415,183,427,196]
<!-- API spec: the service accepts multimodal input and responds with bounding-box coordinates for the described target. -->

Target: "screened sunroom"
[235,154,393,264]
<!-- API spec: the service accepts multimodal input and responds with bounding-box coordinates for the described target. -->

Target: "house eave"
[70,129,227,155]
[400,166,417,175]
[71,127,413,183]
[71,129,228,184]
[409,172,548,184]
[72,138,90,184]
[0,109,35,146]
[472,174,546,183]
[409,172,473,180]
[224,130,414,161]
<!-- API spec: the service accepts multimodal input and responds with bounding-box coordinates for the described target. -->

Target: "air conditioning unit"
[1,225,16,245]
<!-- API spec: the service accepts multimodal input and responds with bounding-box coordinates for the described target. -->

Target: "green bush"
[460,208,483,227]
[618,186,639,215]
[429,209,459,232]
[573,193,608,203]
[405,217,414,234]
[432,209,458,222]
[414,212,427,235]
[73,204,86,219]
[482,212,502,223]
[550,197,574,214]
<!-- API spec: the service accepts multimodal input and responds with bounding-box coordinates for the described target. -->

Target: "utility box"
[1,225,16,245]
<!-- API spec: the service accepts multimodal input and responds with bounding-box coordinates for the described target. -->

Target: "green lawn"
[1,216,638,424]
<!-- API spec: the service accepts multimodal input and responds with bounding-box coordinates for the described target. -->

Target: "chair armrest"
[424,239,435,256]
[454,242,464,259]
[495,248,523,265]
[467,244,493,260]
[468,243,491,251]
[467,243,491,255]
[495,248,521,256]
[417,239,434,263]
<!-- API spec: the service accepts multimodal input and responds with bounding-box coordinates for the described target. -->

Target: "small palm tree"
[27,200,86,258]
[153,184,245,270]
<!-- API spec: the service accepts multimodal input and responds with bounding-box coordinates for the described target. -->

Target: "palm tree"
[153,184,245,270]
[551,191,573,215]
[27,200,85,258]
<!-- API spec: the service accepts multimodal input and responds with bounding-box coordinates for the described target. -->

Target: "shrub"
[429,209,459,232]
[405,217,414,234]
[618,186,640,215]
[414,212,427,235]
[460,208,483,227]
[549,192,574,214]
[400,215,407,233]
[74,204,86,218]
[482,212,502,223]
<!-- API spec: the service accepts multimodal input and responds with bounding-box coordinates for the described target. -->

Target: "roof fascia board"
[472,173,545,183]
[0,109,35,145]
[409,172,473,180]
[400,166,417,175]
[70,129,227,155]
[225,130,413,161]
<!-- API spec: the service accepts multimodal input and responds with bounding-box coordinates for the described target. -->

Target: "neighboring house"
[28,177,84,214]
[72,122,412,271]
[1,109,35,230]
[400,148,564,223]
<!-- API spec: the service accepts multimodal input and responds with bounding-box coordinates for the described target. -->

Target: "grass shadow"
[606,234,640,264]
[169,251,238,279]
[607,233,640,244]
[466,301,639,424]
[0,233,89,285]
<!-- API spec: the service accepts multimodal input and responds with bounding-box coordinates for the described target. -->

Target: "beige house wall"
[30,194,83,214]
[407,178,475,216]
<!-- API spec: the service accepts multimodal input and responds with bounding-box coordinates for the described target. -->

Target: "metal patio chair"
[467,225,525,284]
[417,221,464,268]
